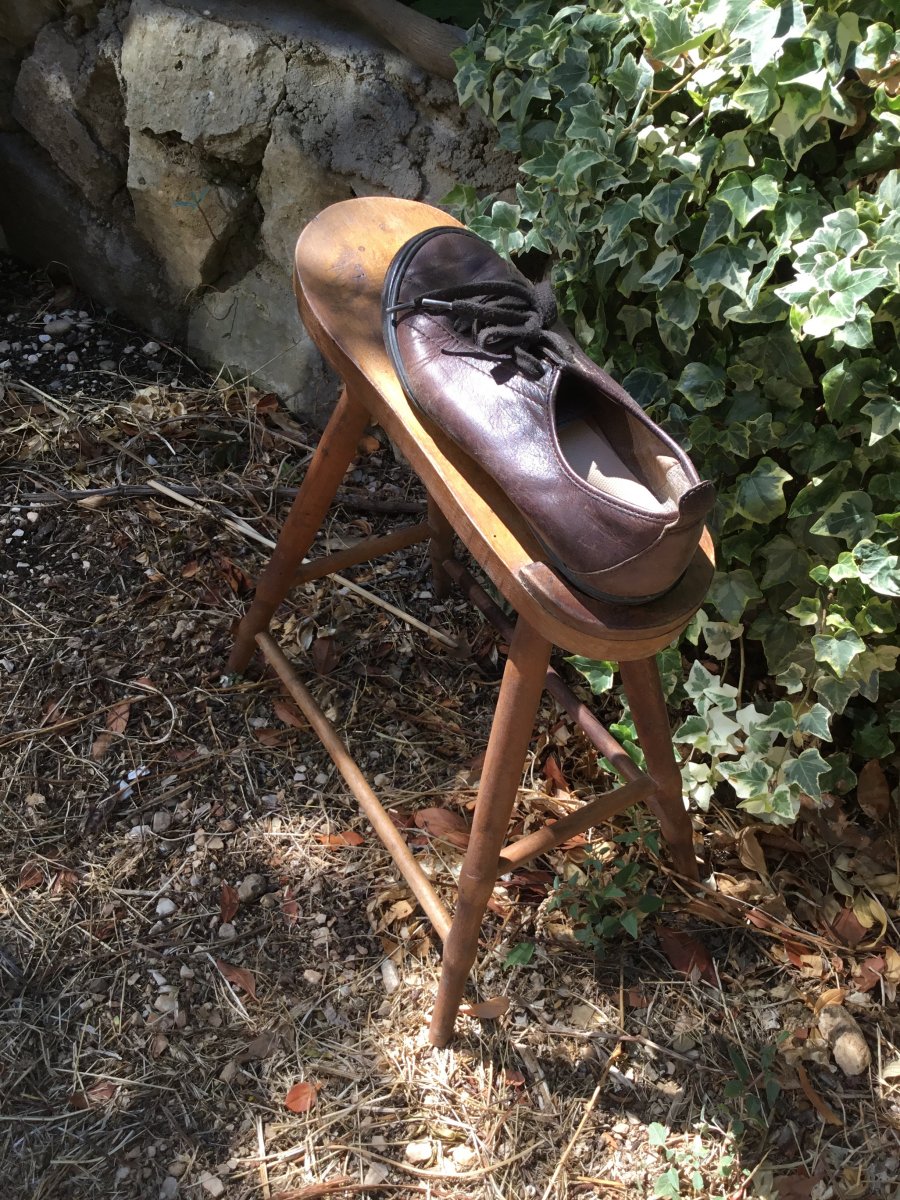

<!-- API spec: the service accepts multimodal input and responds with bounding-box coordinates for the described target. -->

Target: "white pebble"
[38,333,51,343]
[26,511,38,523]
[156,898,177,917]
[199,1172,225,1197]
[142,340,161,354]
[217,923,236,940]
[159,1177,179,1200]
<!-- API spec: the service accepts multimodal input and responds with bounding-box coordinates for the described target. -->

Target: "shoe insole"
[558,418,671,513]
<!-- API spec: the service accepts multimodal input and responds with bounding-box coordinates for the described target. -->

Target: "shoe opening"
[554,372,686,514]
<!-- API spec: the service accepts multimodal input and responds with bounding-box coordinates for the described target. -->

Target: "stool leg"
[227,388,370,674]
[426,493,454,599]
[429,618,552,1047]
[619,657,699,881]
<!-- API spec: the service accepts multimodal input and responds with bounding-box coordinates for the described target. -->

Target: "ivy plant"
[450,0,900,821]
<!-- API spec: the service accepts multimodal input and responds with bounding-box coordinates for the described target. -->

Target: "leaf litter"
[1,261,899,1198]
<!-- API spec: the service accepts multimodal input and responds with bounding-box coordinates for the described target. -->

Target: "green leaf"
[809,492,877,543]
[812,630,867,677]
[716,172,779,228]
[782,747,830,800]
[707,570,763,623]
[504,942,536,967]
[734,457,792,524]
[653,1166,681,1200]
[822,752,856,794]
[647,1122,668,1148]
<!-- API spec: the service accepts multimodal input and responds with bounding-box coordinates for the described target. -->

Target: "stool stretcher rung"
[291,521,432,586]
[443,558,642,784]
[497,777,655,873]
[256,631,452,942]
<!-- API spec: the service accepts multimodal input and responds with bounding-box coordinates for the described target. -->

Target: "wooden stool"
[228,198,713,1047]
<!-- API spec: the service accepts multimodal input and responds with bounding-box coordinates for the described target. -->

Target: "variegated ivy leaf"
[565,655,615,695]
[776,662,806,694]
[812,629,867,677]
[796,703,832,741]
[706,570,763,624]
[757,700,797,737]
[734,457,792,524]
[809,492,877,543]
[684,661,739,712]
[781,747,830,800]
[715,171,780,228]
[673,708,741,754]
[718,755,774,800]
[702,621,743,660]
[681,761,714,811]
[740,783,802,823]
[853,540,900,598]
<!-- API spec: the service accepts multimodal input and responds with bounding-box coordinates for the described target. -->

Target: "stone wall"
[0,0,513,418]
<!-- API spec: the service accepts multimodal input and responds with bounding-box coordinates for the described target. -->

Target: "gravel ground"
[2,257,899,1200]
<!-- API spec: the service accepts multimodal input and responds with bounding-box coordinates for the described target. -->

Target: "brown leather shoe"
[382,226,714,603]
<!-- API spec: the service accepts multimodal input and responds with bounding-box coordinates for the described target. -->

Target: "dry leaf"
[69,1080,119,1110]
[254,727,290,747]
[542,753,568,794]
[857,760,890,823]
[282,886,299,927]
[775,1169,824,1200]
[91,730,115,761]
[216,959,257,1000]
[852,956,884,992]
[357,434,380,455]
[795,1062,842,1126]
[311,636,340,675]
[255,392,279,414]
[830,907,867,947]
[656,927,717,986]
[814,987,847,1014]
[50,867,78,894]
[737,828,768,877]
[273,698,307,729]
[106,700,131,735]
[413,807,470,849]
[220,882,239,924]
[284,1081,320,1113]
[181,560,201,579]
[314,830,364,847]
[503,1068,526,1087]
[18,862,44,889]
[459,996,510,1019]
[150,1032,169,1059]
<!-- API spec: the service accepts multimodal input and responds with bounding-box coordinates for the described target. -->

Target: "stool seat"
[228,197,713,1046]
[295,197,713,661]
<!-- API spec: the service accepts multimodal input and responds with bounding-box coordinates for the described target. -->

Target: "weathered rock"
[284,47,421,197]
[12,22,126,204]
[0,132,180,339]
[121,0,286,164]
[127,130,253,296]
[188,260,338,415]
[0,0,60,52]
[818,1003,871,1076]
[258,115,354,269]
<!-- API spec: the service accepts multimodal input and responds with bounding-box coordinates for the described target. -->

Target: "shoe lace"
[386,278,573,378]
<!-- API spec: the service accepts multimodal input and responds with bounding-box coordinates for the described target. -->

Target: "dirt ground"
[2,259,899,1200]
